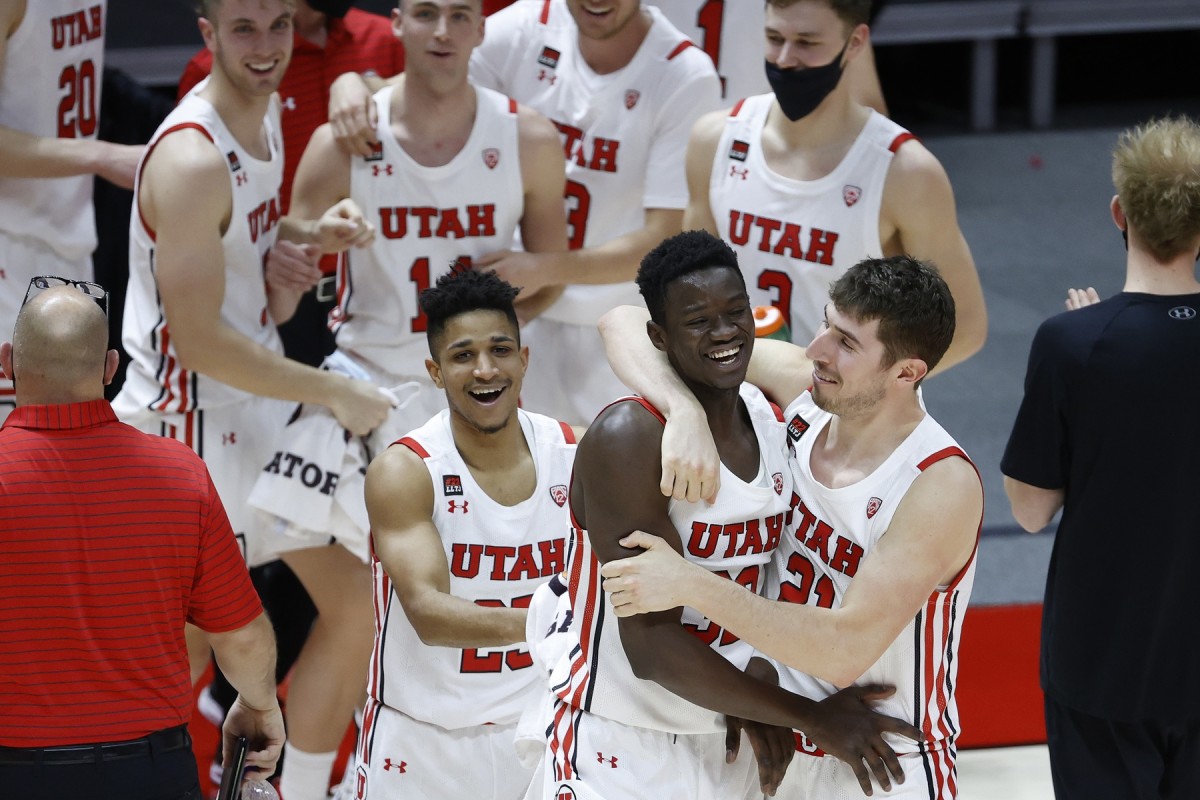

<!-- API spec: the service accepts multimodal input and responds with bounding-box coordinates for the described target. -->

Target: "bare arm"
[0,0,141,188]
[604,457,983,687]
[327,70,396,157]
[1003,475,1063,533]
[682,111,723,233]
[140,130,391,435]
[882,143,987,373]
[208,613,284,779]
[510,105,569,321]
[366,445,526,647]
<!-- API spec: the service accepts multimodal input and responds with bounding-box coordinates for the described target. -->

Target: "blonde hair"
[766,0,871,28]
[1112,116,1200,262]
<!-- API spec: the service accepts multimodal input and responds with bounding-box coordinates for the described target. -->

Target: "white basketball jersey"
[0,0,105,260]
[771,392,979,767]
[333,85,523,377]
[546,385,791,733]
[650,0,769,103]
[711,98,913,345]
[470,0,721,325]
[116,86,285,414]
[367,409,577,729]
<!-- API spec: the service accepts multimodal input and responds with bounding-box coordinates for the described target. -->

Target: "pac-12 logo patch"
[365,140,384,162]
[550,484,569,507]
[866,496,882,519]
[787,415,809,442]
[537,46,561,68]
[772,472,784,495]
[843,184,862,207]
[624,90,640,110]
[729,139,750,161]
[483,148,500,169]
[443,474,464,496]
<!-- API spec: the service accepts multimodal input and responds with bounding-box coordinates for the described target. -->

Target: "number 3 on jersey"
[58,59,97,138]
[409,255,473,333]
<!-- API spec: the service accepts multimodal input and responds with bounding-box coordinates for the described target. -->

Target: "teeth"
[249,61,276,71]
[470,388,503,399]
[709,346,740,361]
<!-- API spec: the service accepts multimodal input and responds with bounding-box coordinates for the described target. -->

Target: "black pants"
[1045,694,1200,799]
[0,725,201,800]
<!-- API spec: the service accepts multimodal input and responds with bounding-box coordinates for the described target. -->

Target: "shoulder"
[910,450,983,510]
[145,123,225,179]
[886,136,951,196]
[0,0,25,39]
[515,101,560,144]
[342,7,394,36]
[578,399,665,459]
[367,439,435,494]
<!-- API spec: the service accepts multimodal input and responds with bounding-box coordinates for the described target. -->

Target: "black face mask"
[306,0,353,19]
[764,40,850,122]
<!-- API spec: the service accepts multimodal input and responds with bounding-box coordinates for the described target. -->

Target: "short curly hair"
[636,230,745,325]
[1112,116,1200,263]
[419,265,521,357]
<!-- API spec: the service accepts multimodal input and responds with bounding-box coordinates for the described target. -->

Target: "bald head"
[1,287,116,405]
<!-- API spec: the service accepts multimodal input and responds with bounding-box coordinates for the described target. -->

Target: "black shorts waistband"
[0,725,192,766]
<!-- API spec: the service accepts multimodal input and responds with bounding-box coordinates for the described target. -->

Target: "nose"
[774,41,801,70]
[474,353,500,380]
[711,312,738,340]
[804,326,831,362]
[434,11,449,38]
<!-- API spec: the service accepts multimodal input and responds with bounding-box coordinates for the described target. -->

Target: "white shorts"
[118,395,292,567]
[771,743,955,800]
[518,318,629,428]
[351,700,533,800]
[526,698,760,800]
[248,353,446,564]
[0,231,92,424]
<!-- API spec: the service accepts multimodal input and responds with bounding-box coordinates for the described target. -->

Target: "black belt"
[0,725,192,766]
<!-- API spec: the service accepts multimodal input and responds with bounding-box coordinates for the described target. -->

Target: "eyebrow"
[447,333,516,349]
[824,308,863,346]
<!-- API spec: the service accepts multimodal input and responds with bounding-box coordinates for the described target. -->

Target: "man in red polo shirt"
[0,280,283,800]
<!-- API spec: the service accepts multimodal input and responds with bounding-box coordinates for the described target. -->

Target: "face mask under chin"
[764,39,849,122]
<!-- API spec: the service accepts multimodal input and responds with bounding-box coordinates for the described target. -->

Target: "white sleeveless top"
[470,0,721,325]
[770,391,980,757]
[116,85,284,414]
[711,98,913,345]
[367,409,577,729]
[332,84,523,378]
[544,384,791,733]
[0,0,106,259]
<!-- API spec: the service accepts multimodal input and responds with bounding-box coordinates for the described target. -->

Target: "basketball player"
[523,232,921,800]
[111,0,395,761]
[598,256,983,797]
[685,0,985,371]
[244,3,568,797]
[346,268,576,799]
[0,0,143,421]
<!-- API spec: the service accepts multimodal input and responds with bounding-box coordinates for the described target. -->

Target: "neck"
[16,387,102,407]
[819,391,924,469]
[578,8,651,75]
[198,71,273,152]
[688,380,747,445]
[394,73,476,128]
[770,90,867,149]
[449,411,530,471]
[1123,247,1200,295]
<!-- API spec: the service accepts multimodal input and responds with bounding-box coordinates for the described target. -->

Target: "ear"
[425,357,444,388]
[103,349,120,386]
[1110,194,1128,232]
[392,6,403,35]
[894,356,928,388]
[845,22,870,61]
[0,341,12,381]
[476,10,486,46]
[198,16,216,52]
[518,344,530,376]
[646,320,668,353]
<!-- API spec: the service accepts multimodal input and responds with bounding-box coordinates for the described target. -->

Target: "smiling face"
[395,0,484,82]
[764,0,858,70]
[427,309,528,435]
[649,266,755,394]
[200,0,295,97]
[565,0,643,41]
[804,303,894,418]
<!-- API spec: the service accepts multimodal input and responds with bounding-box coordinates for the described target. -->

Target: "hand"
[513,284,565,324]
[327,375,395,437]
[1065,286,1101,310]
[222,695,285,781]
[314,198,375,253]
[265,240,322,295]
[802,684,922,796]
[329,72,378,157]
[95,142,145,190]
[727,716,795,797]
[600,530,697,615]
[475,249,554,299]
[661,401,720,502]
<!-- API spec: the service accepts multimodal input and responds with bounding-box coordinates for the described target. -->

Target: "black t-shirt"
[1002,292,1200,723]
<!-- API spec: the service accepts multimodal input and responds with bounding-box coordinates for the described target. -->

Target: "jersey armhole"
[137,122,215,242]
[395,436,429,459]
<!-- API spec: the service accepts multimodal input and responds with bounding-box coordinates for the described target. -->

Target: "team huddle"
[4,0,1196,799]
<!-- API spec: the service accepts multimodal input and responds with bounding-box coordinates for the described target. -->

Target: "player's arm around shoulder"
[831,455,982,685]
[682,109,725,233]
[745,337,814,409]
[366,443,526,648]
[882,141,987,371]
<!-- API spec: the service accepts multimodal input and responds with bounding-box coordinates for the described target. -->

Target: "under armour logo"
[730,165,748,180]
[235,173,248,186]
[1169,305,1196,320]
[448,500,469,514]
[383,758,407,773]
[538,69,557,85]
[373,164,394,177]
[596,752,618,768]
[282,96,297,111]
[222,432,237,445]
